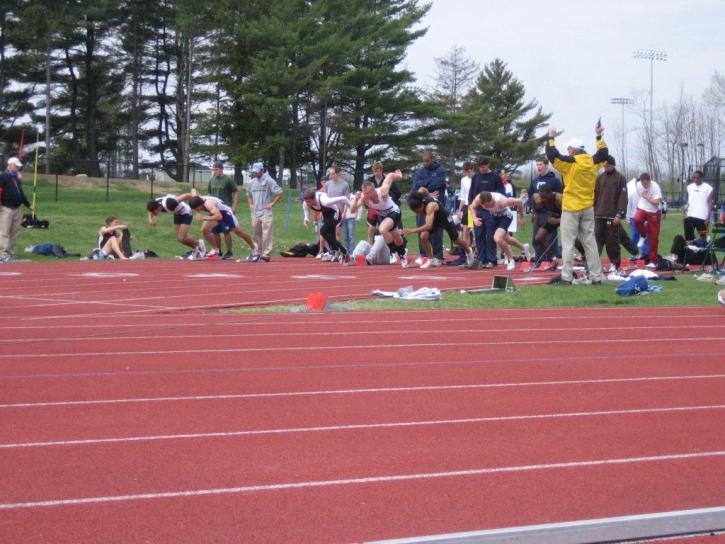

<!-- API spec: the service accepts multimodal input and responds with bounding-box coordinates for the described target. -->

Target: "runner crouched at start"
[179,189,258,260]
[403,188,474,269]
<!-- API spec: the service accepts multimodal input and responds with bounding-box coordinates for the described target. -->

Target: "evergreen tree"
[332,0,431,187]
[458,58,550,172]
[0,1,38,154]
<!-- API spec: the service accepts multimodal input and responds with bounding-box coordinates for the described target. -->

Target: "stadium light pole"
[610,97,634,174]
[633,49,667,173]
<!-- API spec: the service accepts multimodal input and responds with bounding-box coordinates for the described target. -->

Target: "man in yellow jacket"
[545,123,608,284]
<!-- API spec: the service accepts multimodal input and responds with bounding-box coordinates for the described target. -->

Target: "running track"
[0,260,724,543]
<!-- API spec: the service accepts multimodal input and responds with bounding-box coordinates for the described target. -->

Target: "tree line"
[0,0,550,187]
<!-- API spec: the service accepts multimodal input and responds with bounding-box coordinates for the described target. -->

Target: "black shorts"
[542,221,559,234]
[431,215,459,242]
[460,205,469,225]
[174,213,193,226]
[378,210,403,230]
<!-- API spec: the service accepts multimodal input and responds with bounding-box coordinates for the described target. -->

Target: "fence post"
[106,162,110,201]
[150,175,154,199]
[54,174,59,201]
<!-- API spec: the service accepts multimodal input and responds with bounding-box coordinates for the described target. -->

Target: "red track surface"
[0,260,723,543]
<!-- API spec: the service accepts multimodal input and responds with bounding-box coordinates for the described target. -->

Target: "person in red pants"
[633,173,663,264]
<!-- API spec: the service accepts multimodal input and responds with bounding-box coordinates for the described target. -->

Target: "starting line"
[371,506,725,544]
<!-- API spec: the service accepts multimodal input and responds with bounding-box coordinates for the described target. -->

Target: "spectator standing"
[528,156,563,262]
[207,162,239,259]
[626,177,648,260]
[545,123,607,284]
[322,165,350,245]
[633,172,663,264]
[465,157,504,269]
[411,149,447,260]
[457,161,475,248]
[593,156,632,272]
[682,170,713,242]
[0,157,33,262]
[246,162,283,262]
[342,192,362,254]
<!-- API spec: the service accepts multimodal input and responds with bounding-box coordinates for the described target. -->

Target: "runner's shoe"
[523,243,531,262]
[420,257,432,269]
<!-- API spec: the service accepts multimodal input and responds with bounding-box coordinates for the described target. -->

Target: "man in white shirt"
[682,170,713,242]
[632,173,663,264]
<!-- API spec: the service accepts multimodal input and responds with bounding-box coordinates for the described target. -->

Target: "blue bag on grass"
[616,275,648,297]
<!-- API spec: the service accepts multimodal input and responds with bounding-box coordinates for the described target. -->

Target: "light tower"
[632,49,667,172]
[610,97,634,174]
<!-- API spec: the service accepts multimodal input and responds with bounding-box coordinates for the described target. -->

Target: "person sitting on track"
[179,189,258,260]
[531,185,562,270]
[147,194,205,258]
[403,188,474,269]
[350,170,407,265]
[97,216,130,260]
[469,191,526,271]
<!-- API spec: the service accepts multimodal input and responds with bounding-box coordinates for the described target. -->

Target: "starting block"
[461,275,516,294]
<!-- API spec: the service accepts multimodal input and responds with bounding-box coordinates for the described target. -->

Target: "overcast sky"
[404,0,723,171]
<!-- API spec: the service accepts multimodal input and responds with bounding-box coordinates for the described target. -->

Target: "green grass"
[17,178,722,310]
[227,274,723,313]
[18,178,329,260]
[19,177,686,260]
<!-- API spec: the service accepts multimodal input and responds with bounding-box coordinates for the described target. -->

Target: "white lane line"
[2,374,724,409]
[1,312,722,330]
[4,336,725,359]
[0,294,177,311]
[1,351,723,382]
[2,324,722,344]
[1,450,723,510]
[2,404,723,449]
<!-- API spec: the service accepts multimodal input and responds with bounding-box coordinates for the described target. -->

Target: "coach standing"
[246,162,283,262]
[411,149,446,262]
[546,124,608,284]
[0,157,33,263]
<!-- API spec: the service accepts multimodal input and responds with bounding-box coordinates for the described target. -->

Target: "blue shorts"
[378,210,403,230]
[211,211,239,234]
[492,213,512,232]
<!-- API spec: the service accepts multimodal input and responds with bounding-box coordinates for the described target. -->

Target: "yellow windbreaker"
[545,138,608,212]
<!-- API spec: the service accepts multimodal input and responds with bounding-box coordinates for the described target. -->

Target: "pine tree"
[458,58,550,172]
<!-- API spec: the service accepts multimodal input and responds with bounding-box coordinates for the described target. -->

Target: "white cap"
[7,157,23,168]
[251,162,264,174]
[565,138,585,150]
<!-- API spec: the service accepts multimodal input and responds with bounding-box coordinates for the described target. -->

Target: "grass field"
[17,176,687,261]
[13,177,723,309]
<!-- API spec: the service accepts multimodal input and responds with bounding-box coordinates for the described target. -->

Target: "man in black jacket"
[464,157,504,269]
[529,156,563,263]
[0,157,33,262]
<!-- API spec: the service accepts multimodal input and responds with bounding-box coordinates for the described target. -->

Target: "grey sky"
[405,0,724,171]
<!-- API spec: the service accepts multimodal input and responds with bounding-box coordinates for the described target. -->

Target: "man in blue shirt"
[465,157,504,269]
[0,157,33,262]
[411,149,446,261]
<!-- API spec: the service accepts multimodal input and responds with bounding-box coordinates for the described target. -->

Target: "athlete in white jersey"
[350,170,407,265]
[146,194,205,256]
[179,189,258,259]
[470,191,526,270]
